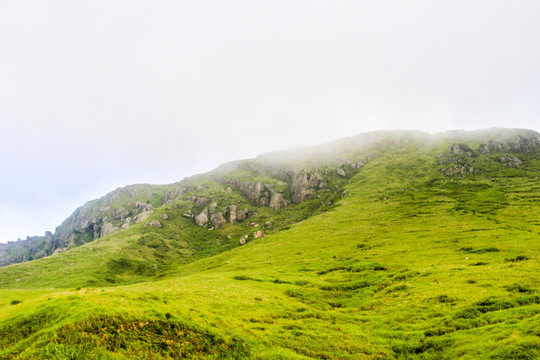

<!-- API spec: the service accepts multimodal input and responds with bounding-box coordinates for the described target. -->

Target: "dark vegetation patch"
[317,262,387,275]
[504,283,535,293]
[505,255,530,262]
[459,246,499,254]
[391,336,455,357]
[34,315,247,360]
[0,304,70,350]
[489,342,540,360]
[232,275,260,281]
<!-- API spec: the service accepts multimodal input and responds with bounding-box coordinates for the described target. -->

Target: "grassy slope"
[0,141,539,359]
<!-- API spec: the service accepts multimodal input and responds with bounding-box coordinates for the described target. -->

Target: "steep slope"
[0,128,539,359]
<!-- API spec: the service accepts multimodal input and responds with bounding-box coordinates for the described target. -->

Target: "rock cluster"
[193,202,252,229]
[498,155,523,167]
[218,179,290,210]
[437,144,476,179]
[479,134,540,154]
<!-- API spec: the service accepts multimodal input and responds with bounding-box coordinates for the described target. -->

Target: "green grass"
[0,138,539,359]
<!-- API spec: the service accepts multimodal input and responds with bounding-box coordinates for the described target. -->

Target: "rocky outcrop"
[239,234,248,245]
[194,208,209,226]
[290,169,326,204]
[133,210,154,224]
[479,133,540,154]
[211,213,227,228]
[221,179,290,209]
[189,196,211,208]
[145,220,162,228]
[336,168,347,177]
[437,144,476,179]
[193,201,251,229]
[101,222,119,237]
[498,155,523,167]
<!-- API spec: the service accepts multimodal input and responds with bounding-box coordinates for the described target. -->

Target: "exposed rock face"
[190,196,211,208]
[211,212,227,228]
[479,133,540,154]
[101,222,119,237]
[498,155,523,167]
[217,179,289,209]
[194,208,209,226]
[135,202,154,212]
[236,208,251,222]
[437,144,476,179]
[226,205,237,223]
[134,210,154,224]
[290,170,326,204]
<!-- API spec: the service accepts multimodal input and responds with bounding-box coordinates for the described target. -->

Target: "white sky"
[1,1,539,242]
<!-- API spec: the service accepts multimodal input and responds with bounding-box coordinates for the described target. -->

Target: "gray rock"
[145,220,162,228]
[253,230,264,239]
[290,169,326,204]
[499,155,523,167]
[194,208,209,226]
[134,210,154,224]
[208,202,217,214]
[101,222,119,237]
[239,234,248,245]
[336,168,347,177]
[190,196,211,208]
[236,208,250,222]
[161,213,169,220]
[210,212,227,228]
[134,202,154,212]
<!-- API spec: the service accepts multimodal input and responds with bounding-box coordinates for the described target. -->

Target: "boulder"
[134,210,154,224]
[210,212,227,228]
[227,205,237,223]
[190,196,211,208]
[101,222,119,237]
[145,220,162,228]
[239,234,248,245]
[236,208,250,222]
[336,168,347,177]
[290,170,325,203]
[253,230,264,239]
[194,208,209,226]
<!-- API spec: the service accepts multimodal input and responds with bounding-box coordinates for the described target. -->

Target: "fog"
[1,1,539,242]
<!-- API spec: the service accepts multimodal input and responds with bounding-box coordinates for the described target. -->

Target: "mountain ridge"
[1,127,539,268]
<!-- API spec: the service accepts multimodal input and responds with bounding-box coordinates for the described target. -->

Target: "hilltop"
[0,128,539,359]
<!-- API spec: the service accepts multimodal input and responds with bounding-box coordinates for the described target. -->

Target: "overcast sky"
[1,1,539,242]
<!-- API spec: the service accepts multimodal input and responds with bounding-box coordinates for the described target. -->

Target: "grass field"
[1,137,539,359]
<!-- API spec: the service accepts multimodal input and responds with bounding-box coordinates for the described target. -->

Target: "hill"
[0,128,539,359]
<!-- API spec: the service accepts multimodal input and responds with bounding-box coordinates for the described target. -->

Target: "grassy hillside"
[0,131,539,359]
